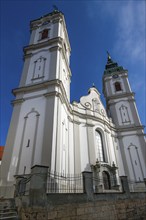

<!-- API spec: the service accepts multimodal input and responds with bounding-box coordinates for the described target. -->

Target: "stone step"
[0,207,16,212]
[0,205,9,209]
[0,200,13,205]
[0,214,19,219]
[0,211,17,216]
[0,199,19,220]
[0,206,15,211]
[0,200,15,209]
[0,216,18,220]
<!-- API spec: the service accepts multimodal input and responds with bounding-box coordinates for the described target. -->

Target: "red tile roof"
[0,146,4,160]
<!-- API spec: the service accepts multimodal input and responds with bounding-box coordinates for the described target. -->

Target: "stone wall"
[19,196,146,220]
[15,166,146,220]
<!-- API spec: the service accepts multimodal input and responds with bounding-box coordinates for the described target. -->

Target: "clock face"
[113,74,119,79]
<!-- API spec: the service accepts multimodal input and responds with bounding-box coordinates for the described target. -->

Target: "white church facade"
[1,10,146,197]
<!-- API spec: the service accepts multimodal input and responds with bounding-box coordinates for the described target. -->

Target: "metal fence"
[14,171,146,196]
[47,171,83,193]
[128,180,146,192]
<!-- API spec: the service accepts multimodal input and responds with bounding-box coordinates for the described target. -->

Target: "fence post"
[82,171,93,200]
[120,176,130,194]
[29,165,48,206]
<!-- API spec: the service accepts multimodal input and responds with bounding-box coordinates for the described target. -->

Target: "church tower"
[1,9,71,196]
[103,53,146,182]
[1,9,145,199]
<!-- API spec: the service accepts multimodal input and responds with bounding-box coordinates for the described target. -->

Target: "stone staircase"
[0,199,19,220]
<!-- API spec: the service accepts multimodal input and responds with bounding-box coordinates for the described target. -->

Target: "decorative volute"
[80,86,107,117]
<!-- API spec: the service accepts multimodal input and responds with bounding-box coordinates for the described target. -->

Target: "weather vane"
[53,5,59,12]
[107,51,111,59]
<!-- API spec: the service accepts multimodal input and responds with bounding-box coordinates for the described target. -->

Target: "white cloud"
[113,1,145,63]
[86,1,145,63]
[114,1,146,96]
[85,1,145,124]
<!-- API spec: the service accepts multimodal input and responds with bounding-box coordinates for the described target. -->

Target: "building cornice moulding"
[72,110,116,131]
[12,79,61,95]
[11,98,25,106]
[107,92,135,102]
[23,37,63,53]
[103,71,128,81]
[117,125,145,133]
[30,12,63,28]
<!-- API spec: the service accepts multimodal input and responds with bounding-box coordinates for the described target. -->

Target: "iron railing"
[14,172,146,196]
[47,171,83,193]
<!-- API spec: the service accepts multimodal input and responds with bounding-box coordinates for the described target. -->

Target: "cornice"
[12,78,73,115]
[117,125,145,133]
[73,120,81,125]
[30,12,64,29]
[23,53,33,60]
[43,91,60,98]
[137,133,146,137]
[12,79,60,95]
[11,98,25,106]
[52,18,62,24]
[12,79,117,131]
[107,92,135,101]
[103,71,128,81]
[108,97,135,106]
[72,109,116,131]
[49,46,62,52]
[23,37,63,53]
[86,124,94,127]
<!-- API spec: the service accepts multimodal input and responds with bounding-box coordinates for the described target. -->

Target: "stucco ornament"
[80,87,107,116]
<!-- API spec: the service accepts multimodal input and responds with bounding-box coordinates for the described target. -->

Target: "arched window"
[115,82,122,91]
[103,171,111,189]
[95,131,105,162]
[41,29,48,39]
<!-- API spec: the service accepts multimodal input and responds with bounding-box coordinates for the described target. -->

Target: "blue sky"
[0,0,145,145]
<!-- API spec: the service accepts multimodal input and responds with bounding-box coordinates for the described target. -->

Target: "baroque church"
[1,9,146,198]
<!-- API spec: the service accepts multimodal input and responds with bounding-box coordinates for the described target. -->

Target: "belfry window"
[95,131,105,162]
[41,29,48,39]
[115,82,122,91]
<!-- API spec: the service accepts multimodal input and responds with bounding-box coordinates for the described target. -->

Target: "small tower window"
[115,82,122,91]
[41,29,48,39]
